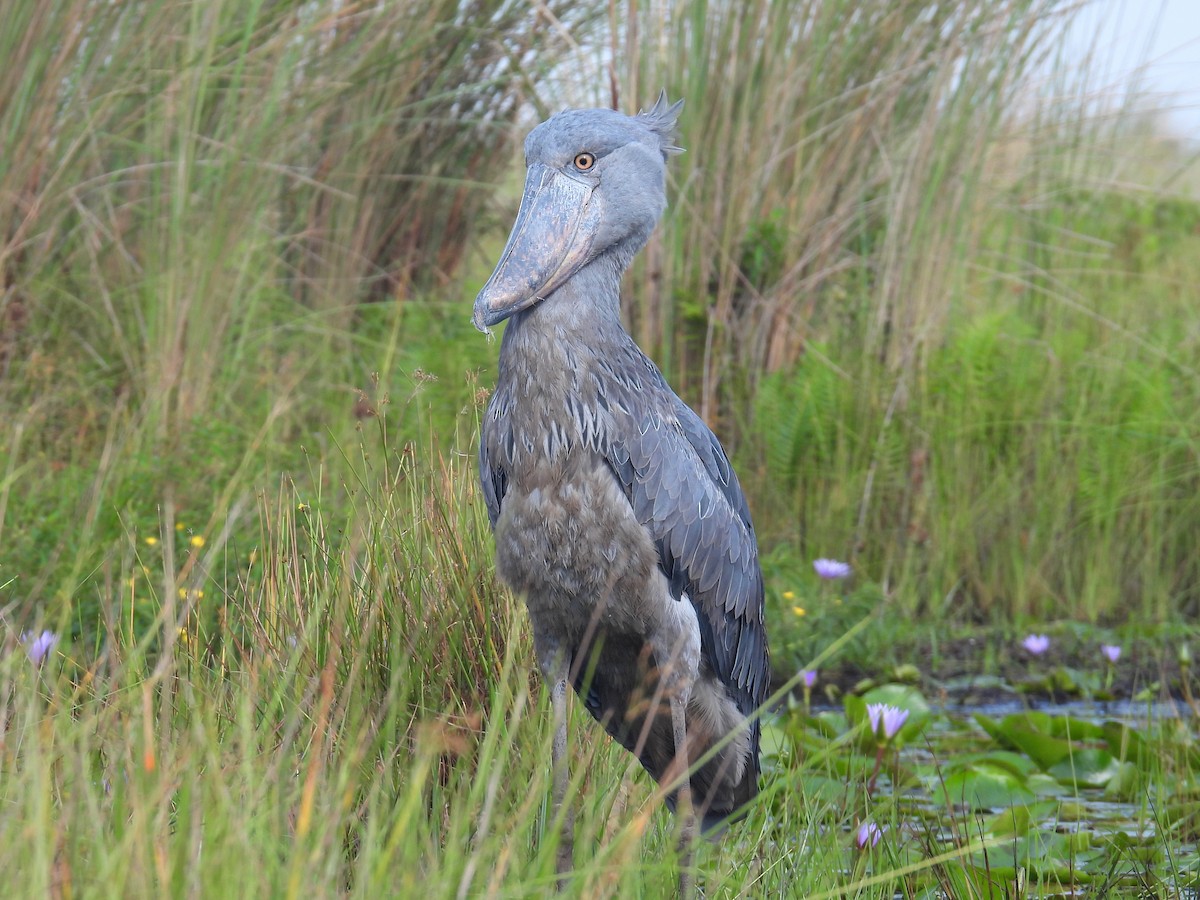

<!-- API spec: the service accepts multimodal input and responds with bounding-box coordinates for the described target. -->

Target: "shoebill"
[473,93,769,888]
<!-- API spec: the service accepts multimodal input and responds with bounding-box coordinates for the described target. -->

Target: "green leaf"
[861,683,931,713]
[1100,721,1153,768]
[1045,715,1105,742]
[1103,761,1142,800]
[996,724,1073,770]
[1026,773,1069,797]
[936,762,1036,809]
[799,774,852,804]
[943,750,1038,779]
[981,804,1034,836]
[1048,748,1121,788]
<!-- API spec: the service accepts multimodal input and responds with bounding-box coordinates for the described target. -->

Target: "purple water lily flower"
[802,670,818,689]
[883,706,909,738]
[866,702,909,740]
[813,558,851,580]
[1022,634,1050,656]
[856,820,884,849]
[21,630,59,666]
[1101,644,1121,664]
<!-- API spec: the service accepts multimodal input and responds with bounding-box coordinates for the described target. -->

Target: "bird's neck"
[502,254,629,351]
[491,251,660,471]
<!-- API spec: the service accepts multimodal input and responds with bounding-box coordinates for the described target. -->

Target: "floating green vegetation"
[768,681,1200,895]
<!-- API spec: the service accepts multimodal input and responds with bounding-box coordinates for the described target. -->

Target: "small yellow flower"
[144,536,159,546]
[190,535,205,548]
[792,606,806,617]
[178,588,188,599]
[175,523,185,531]
[782,590,796,601]
[297,503,309,512]
[178,627,190,645]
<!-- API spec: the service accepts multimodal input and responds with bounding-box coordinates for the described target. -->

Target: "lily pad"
[1100,721,1153,767]
[975,713,1072,769]
[1044,714,1105,742]
[936,761,1036,809]
[979,802,1056,837]
[1102,761,1143,800]
[1047,748,1121,789]
[860,682,932,714]
[944,750,1038,779]
[1026,772,1069,797]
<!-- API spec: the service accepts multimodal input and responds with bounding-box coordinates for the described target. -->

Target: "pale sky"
[1067,0,1200,141]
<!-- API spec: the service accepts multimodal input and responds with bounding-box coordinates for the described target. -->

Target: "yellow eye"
[573,152,596,171]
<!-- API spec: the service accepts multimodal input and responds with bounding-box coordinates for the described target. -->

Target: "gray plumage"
[473,94,769,855]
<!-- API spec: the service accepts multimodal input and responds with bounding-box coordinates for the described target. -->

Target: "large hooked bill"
[472,163,602,333]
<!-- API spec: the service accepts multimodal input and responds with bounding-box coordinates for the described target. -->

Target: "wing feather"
[479,390,510,528]
[605,393,770,721]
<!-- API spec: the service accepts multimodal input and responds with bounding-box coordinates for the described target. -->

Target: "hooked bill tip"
[471,309,494,337]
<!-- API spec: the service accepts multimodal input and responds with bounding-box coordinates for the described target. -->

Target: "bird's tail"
[675,674,760,831]
[575,644,761,830]
[631,673,760,832]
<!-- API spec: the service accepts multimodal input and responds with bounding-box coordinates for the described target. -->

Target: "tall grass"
[0,442,941,898]
[0,0,573,623]
[4,0,1196,630]
[740,110,1200,625]
[4,434,1191,896]
[557,0,1200,626]
[2,0,570,420]
[602,0,1062,400]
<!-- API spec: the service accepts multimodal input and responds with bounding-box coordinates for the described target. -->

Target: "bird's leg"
[670,688,696,899]
[549,668,575,884]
